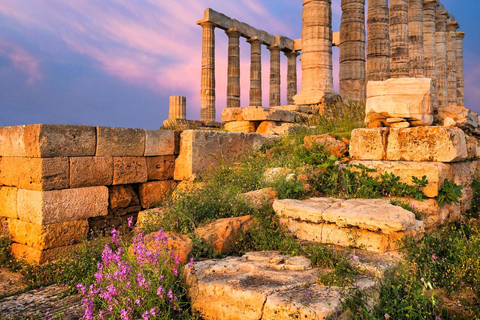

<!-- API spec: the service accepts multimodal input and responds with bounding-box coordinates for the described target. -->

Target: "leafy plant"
[438,179,463,207]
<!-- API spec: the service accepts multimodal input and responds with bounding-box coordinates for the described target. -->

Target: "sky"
[0,0,479,129]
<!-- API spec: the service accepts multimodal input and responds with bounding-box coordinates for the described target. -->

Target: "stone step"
[184,251,375,320]
[222,106,298,123]
[273,198,424,253]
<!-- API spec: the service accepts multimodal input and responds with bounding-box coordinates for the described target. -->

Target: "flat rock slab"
[0,284,83,319]
[222,107,297,123]
[184,251,374,320]
[0,268,27,297]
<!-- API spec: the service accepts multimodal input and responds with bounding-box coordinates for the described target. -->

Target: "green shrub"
[438,179,463,207]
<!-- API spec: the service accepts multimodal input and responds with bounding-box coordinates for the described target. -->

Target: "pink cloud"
[0,39,42,84]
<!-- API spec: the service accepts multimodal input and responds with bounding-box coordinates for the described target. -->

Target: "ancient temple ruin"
[168,0,466,124]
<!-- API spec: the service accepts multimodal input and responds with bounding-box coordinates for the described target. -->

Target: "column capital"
[197,20,216,28]
[423,0,438,9]
[456,31,465,40]
[246,36,263,44]
[446,20,459,31]
[267,44,281,51]
[225,28,242,38]
[284,50,300,58]
[435,10,449,21]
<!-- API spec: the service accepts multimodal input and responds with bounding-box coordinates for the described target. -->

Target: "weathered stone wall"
[0,124,179,263]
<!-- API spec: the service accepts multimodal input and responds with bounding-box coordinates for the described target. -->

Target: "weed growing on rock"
[438,179,463,207]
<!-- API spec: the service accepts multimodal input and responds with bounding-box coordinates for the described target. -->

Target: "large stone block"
[0,157,69,191]
[366,78,433,126]
[139,181,177,208]
[70,157,113,188]
[144,130,175,156]
[435,105,480,135]
[146,155,175,181]
[174,130,279,181]
[0,187,18,219]
[224,121,258,133]
[109,185,139,210]
[96,127,145,156]
[17,186,109,225]
[112,157,147,185]
[0,124,96,157]
[8,218,88,250]
[11,243,81,264]
[348,160,473,198]
[242,106,297,122]
[386,127,468,162]
[349,128,389,160]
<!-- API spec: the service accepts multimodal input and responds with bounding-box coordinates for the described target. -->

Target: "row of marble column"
[199,22,299,122]
[365,0,465,108]
[296,0,465,108]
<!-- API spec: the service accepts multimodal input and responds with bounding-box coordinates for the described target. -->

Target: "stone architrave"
[293,0,334,105]
[198,20,216,122]
[285,51,299,105]
[389,0,409,78]
[408,0,424,77]
[456,31,465,107]
[226,29,241,108]
[435,10,449,108]
[446,20,459,107]
[339,0,366,101]
[168,96,187,120]
[423,0,438,107]
[268,45,281,107]
[248,38,263,106]
[366,0,390,82]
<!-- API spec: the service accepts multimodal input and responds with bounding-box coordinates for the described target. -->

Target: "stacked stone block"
[0,124,179,264]
[349,125,480,230]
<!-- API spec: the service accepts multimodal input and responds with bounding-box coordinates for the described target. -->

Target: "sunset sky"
[0,0,479,129]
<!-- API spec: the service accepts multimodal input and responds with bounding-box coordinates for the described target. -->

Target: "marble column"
[435,10,448,108]
[339,0,366,101]
[169,96,187,120]
[199,21,216,122]
[456,31,465,107]
[248,38,262,106]
[408,0,424,77]
[269,45,281,107]
[423,0,438,107]
[366,0,390,82]
[446,20,459,106]
[294,0,334,105]
[226,29,241,108]
[285,51,299,105]
[390,0,410,78]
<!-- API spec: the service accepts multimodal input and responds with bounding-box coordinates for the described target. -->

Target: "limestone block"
[0,124,96,158]
[272,105,320,114]
[147,155,175,181]
[144,130,175,156]
[242,106,297,123]
[466,136,480,159]
[255,121,279,135]
[109,185,139,210]
[17,186,109,225]
[8,218,88,250]
[349,160,455,198]
[349,128,389,160]
[224,121,258,133]
[386,126,468,162]
[0,187,18,219]
[435,105,480,135]
[322,224,389,252]
[11,243,81,265]
[69,157,113,188]
[366,78,433,126]
[194,216,255,254]
[112,157,147,185]
[96,127,145,156]
[274,198,342,223]
[0,157,69,191]
[139,181,177,209]
[403,198,460,230]
[304,134,348,158]
[237,188,277,209]
[221,108,244,122]
[174,130,279,181]
[144,231,193,264]
[278,218,323,243]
